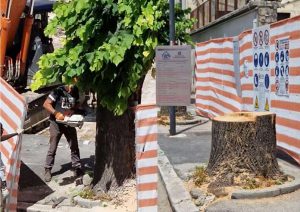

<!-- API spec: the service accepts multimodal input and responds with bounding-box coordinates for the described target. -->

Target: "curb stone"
[231,179,300,199]
[18,202,58,211]
[161,116,208,126]
[158,148,199,212]
[17,202,104,211]
[231,161,300,199]
[279,179,300,194]
[73,195,102,208]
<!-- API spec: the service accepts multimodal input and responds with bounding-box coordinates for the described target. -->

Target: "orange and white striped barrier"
[269,16,300,164]
[196,15,300,164]
[0,77,26,211]
[195,38,242,118]
[135,105,158,212]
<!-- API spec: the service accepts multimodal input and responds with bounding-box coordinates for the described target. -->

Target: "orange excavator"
[1,0,56,132]
[0,0,54,89]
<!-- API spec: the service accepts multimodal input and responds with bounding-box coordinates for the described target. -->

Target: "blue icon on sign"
[259,53,264,67]
[275,66,280,76]
[286,65,289,76]
[286,50,289,61]
[280,66,284,76]
[265,74,270,89]
[254,53,258,67]
[280,51,284,62]
[254,74,259,87]
[265,52,269,67]
[275,52,279,63]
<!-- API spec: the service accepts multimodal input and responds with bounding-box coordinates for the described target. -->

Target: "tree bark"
[206,112,281,187]
[93,105,135,193]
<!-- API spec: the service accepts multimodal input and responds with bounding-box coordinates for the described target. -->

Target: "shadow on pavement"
[18,161,54,206]
[176,120,210,134]
[53,156,95,186]
[17,156,95,209]
[19,161,52,191]
[277,149,300,167]
[51,155,95,178]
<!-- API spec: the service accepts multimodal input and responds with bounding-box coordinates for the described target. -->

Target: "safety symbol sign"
[259,30,264,46]
[275,52,279,63]
[255,96,259,109]
[253,32,258,47]
[285,50,289,61]
[280,66,284,76]
[275,37,290,97]
[254,53,258,67]
[259,53,264,67]
[254,74,259,87]
[265,98,270,111]
[265,52,269,67]
[265,74,270,89]
[280,51,285,62]
[275,66,280,76]
[264,30,269,45]
[252,25,270,112]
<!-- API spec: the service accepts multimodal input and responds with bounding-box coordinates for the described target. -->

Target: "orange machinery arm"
[19,0,35,77]
[0,16,11,77]
[0,0,31,78]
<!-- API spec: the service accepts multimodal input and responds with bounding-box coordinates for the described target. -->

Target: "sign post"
[169,0,176,135]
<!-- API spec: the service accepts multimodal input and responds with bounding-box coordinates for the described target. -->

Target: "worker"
[0,123,24,190]
[43,84,84,182]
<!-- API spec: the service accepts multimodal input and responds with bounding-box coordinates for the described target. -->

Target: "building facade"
[188,0,300,42]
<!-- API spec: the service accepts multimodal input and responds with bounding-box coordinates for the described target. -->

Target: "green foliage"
[193,166,207,187]
[31,0,194,115]
[79,188,94,199]
[242,175,289,190]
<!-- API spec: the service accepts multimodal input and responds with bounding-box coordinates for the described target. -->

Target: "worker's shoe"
[44,168,52,182]
[73,168,84,178]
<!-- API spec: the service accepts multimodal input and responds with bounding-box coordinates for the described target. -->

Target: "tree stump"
[206,112,281,187]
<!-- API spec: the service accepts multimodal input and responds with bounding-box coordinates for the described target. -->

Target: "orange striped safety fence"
[195,15,300,164]
[0,77,27,211]
[135,104,159,212]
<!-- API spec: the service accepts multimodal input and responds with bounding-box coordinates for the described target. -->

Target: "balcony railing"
[191,0,248,30]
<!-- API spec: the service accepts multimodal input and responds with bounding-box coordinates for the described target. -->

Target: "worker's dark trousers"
[45,121,81,170]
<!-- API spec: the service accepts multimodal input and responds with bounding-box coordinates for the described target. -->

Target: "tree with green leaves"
[31,0,193,193]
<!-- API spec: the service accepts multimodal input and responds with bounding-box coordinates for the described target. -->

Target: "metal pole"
[29,0,35,16]
[169,0,175,45]
[6,0,13,19]
[169,0,176,135]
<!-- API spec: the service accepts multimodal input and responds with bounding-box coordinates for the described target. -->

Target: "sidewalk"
[158,119,300,212]
[15,122,172,211]
[17,133,96,210]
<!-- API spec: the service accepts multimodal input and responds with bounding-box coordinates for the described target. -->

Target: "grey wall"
[191,9,258,43]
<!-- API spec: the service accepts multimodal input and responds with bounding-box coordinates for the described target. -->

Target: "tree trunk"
[93,105,135,193]
[206,112,281,187]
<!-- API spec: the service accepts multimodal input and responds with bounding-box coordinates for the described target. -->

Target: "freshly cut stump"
[206,112,281,187]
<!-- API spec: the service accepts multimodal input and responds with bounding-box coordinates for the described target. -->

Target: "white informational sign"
[156,45,192,106]
[252,25,271,112]
[275,37,289,96]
